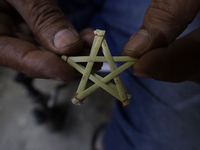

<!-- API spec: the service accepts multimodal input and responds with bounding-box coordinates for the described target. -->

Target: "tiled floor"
[0,67,114,150]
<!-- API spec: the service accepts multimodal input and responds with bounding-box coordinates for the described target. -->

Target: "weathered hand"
[0,0,93,82]
[123,0,200,82]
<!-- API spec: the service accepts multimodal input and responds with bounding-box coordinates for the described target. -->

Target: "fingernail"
[133,71,150,78]
[125,29,150,53]
[54,29,79,49]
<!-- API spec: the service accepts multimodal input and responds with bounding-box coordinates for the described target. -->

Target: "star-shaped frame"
[61,29,137,106]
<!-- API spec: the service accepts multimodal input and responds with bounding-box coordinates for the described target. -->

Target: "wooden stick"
[68,56,137,62]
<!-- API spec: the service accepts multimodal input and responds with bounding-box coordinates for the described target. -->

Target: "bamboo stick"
[62,55,118,91]
[62,55,128,93]
[66,57,121,101]
[71,61,134,104]
[101,39,129,106]
[62,55,134,104]
[61,29,136,106]
[76,30,105,95]
[61,55,134,104]
[68,56,137,62]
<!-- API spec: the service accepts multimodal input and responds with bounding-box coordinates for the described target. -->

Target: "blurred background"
[0,65,114,150]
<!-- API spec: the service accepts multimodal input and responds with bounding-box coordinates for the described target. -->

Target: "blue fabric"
[58,0,200,149]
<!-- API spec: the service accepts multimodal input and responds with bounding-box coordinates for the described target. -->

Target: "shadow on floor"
[0,67,114,150]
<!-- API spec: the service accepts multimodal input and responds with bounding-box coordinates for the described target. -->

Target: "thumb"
[7,0,82,55]
[133,27,200,82]
[123,0,200,57]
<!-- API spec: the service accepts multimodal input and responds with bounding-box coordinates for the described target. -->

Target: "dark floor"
[0,66,114,150]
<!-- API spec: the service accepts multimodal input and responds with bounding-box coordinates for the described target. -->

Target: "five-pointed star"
[61,29,137,107]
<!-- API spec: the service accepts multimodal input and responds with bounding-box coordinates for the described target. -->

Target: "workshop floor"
[0,66,114,150]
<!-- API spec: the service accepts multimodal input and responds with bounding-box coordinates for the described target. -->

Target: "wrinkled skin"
[123,0,200,83]
[0,0,95,82]
[1,0,200,83]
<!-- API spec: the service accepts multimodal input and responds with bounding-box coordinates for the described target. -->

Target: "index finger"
[133,27,200,82]
[0,36,76,82]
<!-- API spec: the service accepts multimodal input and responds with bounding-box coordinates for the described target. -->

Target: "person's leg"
[88,0,200,150]
[58,0,105,32]
[58,0,200,149]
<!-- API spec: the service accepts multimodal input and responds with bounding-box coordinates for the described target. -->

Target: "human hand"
[0,0,94,82]
[123,0,200,82]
